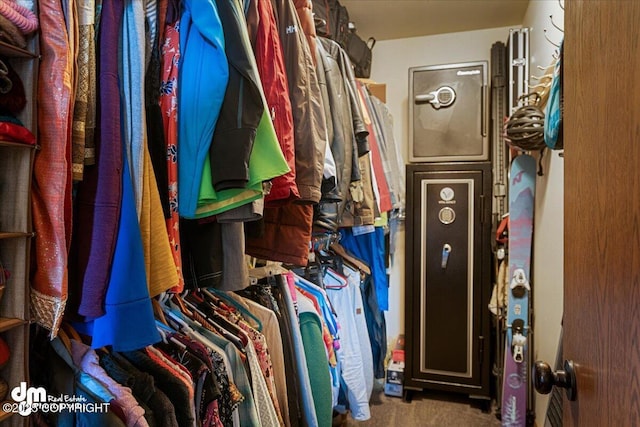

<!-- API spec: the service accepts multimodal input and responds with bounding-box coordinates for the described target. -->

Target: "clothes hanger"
[156,326,169,344]
[164,305,194,331]
[329,242,372,275]
[155,321,187,350]
[56,328,72,353]
[203,288,263,332]
[183,298,248,351]
[187,297,245,340]
[171,291,193,317]
[61,322,83,343]
[152,297,170,326]
[323,267,349,289]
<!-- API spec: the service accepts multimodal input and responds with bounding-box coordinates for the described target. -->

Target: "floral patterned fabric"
[218,303,285,426]
[159,18,184,292]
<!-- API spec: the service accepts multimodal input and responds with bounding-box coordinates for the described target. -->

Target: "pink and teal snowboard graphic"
[502,154,536,426]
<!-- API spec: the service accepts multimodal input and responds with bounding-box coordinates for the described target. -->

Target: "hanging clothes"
[296,290,334,427]
[70,340,149,427]
[250,0,299,205]
[168,305,262,427]
[177,0,229,218]
[194,110,290,219]
[223,292,292,427]
[325,276,372,421]
[89,149,161,352]
[270,0,327,203]
[73,0,124,319]
[357,81,392,214]
[238,282,305,427]
[31,0,75,336]
[367,91,405,212]
[99,350,179,427]
[167,331,240,427]
[71,0,96,181]
[280,274,319,427]
[194,0,290,219]
[186,290,281,426]
[245,0,326,264]
[31,335,126,427]
[121,0,179,298]
[315,37,354,214]
[158,2,185,292]
[339,150,376,227]
[340,256,387,380]
[119,348,196,427]
[316,37,369,224]
[208,0,263,193]
[245,203,315,266]
[340,264,374,397]
[145,0,170,220]
[340,227,389,311]
[120,0,146,215]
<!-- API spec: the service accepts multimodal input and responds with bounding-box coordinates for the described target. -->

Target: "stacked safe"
[403,61,493,404]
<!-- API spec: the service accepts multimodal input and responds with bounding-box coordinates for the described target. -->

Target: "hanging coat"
[253,0,299,205]
[121,0,179,297]
[271,0,327,203]
[74,0,125,319]
[177,0,229,218]
[194,0,290,219]
[31,0,75,336]
[90,150,161,352]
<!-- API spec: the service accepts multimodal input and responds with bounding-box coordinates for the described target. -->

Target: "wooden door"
[564,1,640,425]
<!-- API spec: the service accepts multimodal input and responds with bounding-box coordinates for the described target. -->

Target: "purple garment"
[71,341,149,427]
[74,0,124,318]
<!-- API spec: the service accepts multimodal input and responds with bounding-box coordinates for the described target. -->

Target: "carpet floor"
[333,380,502,427]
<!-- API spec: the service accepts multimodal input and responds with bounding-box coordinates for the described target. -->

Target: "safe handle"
[441,244,452,269]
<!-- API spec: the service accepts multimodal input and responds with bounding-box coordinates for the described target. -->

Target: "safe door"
[405,163,491,397]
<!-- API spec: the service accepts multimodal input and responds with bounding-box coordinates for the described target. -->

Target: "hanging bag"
[346,33,376,78]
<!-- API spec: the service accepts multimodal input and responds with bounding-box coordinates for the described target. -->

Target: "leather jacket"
[315,37,368,228]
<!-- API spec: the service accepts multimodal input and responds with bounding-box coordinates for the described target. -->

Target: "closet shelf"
[0,232,34,240]
[0,41,37,59]
[0,318,27,333]
[0,141,38,150]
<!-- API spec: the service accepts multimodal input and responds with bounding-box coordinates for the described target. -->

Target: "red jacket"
[253,0,299,205]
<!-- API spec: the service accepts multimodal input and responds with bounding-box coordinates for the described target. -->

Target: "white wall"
[370,6,565,422]
[369,24,514,349]
[521,1,565,424]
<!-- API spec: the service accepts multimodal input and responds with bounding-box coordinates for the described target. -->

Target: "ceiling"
[339,0,530,41]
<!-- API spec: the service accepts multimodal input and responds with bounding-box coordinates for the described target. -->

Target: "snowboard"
[501,154,536,426]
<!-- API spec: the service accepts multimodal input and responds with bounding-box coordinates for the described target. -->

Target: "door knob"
[532,359,577,401]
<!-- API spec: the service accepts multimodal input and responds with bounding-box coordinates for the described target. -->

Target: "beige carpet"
[333,380,501,427]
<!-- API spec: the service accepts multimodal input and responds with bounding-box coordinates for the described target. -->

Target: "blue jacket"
[178,0,229,217]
